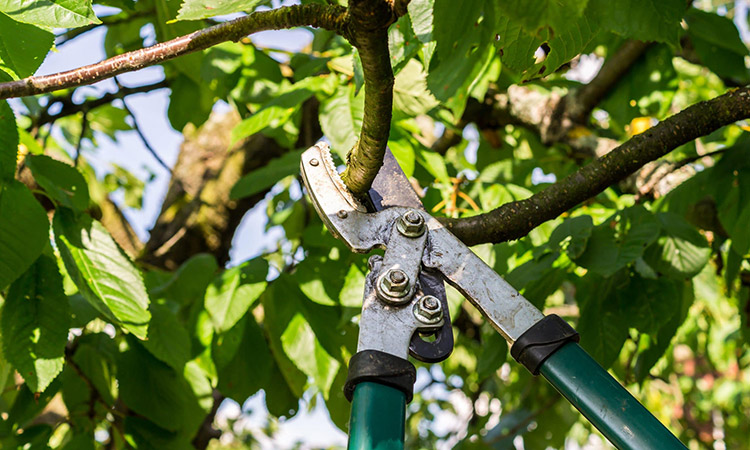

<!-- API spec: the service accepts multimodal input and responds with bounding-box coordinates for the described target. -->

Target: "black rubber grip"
[510,314,580,375]
[344,350,417,403]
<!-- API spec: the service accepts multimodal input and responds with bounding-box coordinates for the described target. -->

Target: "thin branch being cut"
[340,0,407,195]
[0,4,347,100]
[443,86,750,246]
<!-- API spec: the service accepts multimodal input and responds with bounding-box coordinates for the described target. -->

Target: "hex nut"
[397,210,425,237]
[414,295,443,324]
[378,268,410,300]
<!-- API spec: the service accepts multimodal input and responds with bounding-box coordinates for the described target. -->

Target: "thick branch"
[340,0,405,195]
[443,87,750,245]
[0,4,347,100]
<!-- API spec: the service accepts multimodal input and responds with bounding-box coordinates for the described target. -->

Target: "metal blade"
[368,148,453,363]
[369,149,424,210]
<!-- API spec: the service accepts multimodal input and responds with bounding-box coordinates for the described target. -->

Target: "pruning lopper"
[300,142,687,450]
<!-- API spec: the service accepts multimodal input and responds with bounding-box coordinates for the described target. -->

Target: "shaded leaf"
[0,181,48,290]
[118,338,206,433]
[143,303,191,370]
[0,100,18,181]
[685,8,750,82]
[214,313,271,402]
[586,0,686,46]
[26,154,89,212]
[1,251,69,392]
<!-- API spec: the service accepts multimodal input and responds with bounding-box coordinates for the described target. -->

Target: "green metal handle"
[539,342,687,450]
[348,382,406,450]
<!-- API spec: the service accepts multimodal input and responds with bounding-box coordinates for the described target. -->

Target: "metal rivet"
[337,210,348,219]
[310,158,319,166]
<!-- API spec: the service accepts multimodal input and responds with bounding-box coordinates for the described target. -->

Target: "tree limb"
[443,86,750,245]
[340,0,407,195]
[0,4,347,100]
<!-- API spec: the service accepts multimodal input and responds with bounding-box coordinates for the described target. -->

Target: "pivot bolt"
[310,158,319,166]
[377,268,411,302]
[414,295,443,325]
[397,210,425,237]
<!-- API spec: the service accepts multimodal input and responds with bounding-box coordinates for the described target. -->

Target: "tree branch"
[0,4,347,100]
[443,86,750,246]
[340,0,407,195]
[33,80,170,128]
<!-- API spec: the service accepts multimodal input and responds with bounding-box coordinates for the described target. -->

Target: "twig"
[443,87,750,245]
[34,80,170,128]
[0,4,348,99]
[114,78,172,173]
[74,112,89,167]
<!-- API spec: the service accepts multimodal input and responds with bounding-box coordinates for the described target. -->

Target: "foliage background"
[1,0,750,449]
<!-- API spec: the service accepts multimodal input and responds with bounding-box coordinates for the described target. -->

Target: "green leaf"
[280,313,340,399]
[124,416,193,450]
[88,104,132,141]
[526,17,598,80]
[576,273,630,368]
[53,209,151,339]
[143,303,191,370]
[0,13,53,79]
[154,0,203,83]
[25,155,89,212]
[393,59,439,116]
[600,44,677,126]
[148,253,218,307]
[574,206,661,276]
[585,0,686,46]
[619,275,679,334]
[633,279,693,382]
[214,312,271,402]
[427,0,495,105]
[167,74,214,130]
[476,325,507,380]
[176,0,265,21]
[407,0,433,43]
[231,78,327,145]
[230,149,303,200]
[0,0,100,29]
[261,276,310,398]
[0,181,48,290]
[318,84,364,159]
[0,100,18,181]
[117,339,206,434]
[1,251,70,393]
[548,215,594,259]
[71,333,117,405]
[647,213,711,278]
[204,258,267,333]
[685,8,750,82]
[500,0,588,34]
[388,14,421,74]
